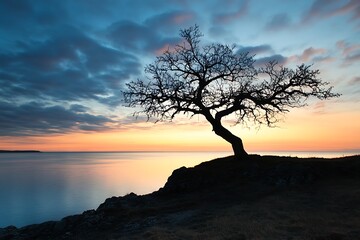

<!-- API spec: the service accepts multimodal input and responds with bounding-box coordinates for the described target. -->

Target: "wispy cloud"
[302,0,360,24]
[212,0,249,23]
[254,54,288,67]
[349,76,360,85]
[237,44,273,55]
[0,25,140,106]
[236,44,286,67]
[290,47,327,62]
[0,101,116,136]
[250,46,331,67]
[264,13,292,31]
[105,20,180,55]
[336,40,360,65]
[145,10,195,30]
[0,0,358,138]
[312,101,326,115]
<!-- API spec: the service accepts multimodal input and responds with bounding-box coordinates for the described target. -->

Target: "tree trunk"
[211,120,248,160]
[231,138,248,160]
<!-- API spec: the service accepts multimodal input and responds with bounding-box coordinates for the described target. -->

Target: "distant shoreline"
[0,150,41,153]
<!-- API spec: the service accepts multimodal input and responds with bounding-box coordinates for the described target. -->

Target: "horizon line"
[1,149,360,153]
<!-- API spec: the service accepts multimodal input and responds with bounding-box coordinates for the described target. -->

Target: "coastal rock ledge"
[1,155,360,240]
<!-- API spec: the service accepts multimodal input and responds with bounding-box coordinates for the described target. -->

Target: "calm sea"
[0,151,358,228]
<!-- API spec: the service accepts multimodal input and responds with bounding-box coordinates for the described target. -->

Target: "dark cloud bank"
[0,101,115,136]
[0,1,197,136]
[0,24,140,136]
[1,0,346,136]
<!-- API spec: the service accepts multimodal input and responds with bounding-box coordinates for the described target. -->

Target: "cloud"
[337,40,360,55]
[0,4,199,136]
[297,47,327,62]
[286,47,329,64]
[0,1,68,31]
[302,0,360,24]
[336,40,360,65]
[335,0,360,20]
[212,0,249,24]
[344,52,360,63]
[254,54,288,67]
[0,101,116,136]
[236,44,287,67]
[141,10,197,54]
[0,0,356,138]
[349,76,360,85]
[312,101,326,114]
[0,25,140,106]
[312,55,335,63]
[252,45,333,68]
[265,13,292,31]
[69,104,89,113]
[105,20,180,54]
[237,44,273,55]
[145,10,196,33]
[208,26,230,38]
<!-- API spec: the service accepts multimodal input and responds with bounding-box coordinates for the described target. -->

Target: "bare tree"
[124,26,339,159]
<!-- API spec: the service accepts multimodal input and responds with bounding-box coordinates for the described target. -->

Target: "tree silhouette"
[124,26,339,159]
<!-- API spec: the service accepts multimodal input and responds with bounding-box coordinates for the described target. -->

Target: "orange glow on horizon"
[1,107,359,153]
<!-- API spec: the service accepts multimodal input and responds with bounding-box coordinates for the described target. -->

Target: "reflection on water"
[0,151,230,227]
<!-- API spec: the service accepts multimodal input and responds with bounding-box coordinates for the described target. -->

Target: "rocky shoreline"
[1,154,360,240]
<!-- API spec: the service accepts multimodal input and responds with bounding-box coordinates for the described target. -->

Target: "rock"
[0,226,18,240]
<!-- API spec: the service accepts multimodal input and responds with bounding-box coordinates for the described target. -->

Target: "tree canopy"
[124,26,339,159]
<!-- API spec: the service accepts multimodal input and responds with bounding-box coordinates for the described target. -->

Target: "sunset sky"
[0,0,359,152]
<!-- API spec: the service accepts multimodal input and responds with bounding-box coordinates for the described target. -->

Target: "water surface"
[0,151,229,227]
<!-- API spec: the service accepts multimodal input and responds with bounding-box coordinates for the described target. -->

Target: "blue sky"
[0,0,359,150]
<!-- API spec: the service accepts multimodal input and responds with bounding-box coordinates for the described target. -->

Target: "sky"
[0,0,359,152]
